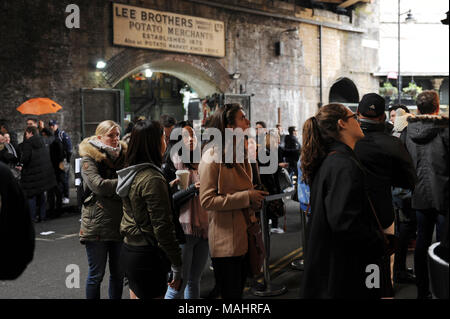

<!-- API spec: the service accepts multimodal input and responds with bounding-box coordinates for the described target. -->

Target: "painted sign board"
[113,3,225,58]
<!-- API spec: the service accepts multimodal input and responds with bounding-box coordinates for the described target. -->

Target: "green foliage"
[403,82,423,99]
[379,81,398,100]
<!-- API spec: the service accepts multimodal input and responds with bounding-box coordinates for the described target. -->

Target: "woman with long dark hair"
[116,120,182,299]
[299,103,385,299]
[199,103,268,299]
[162,121,210,299]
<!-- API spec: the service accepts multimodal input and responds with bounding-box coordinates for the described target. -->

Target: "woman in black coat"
[20,126,56,222]
[299,103,385,299]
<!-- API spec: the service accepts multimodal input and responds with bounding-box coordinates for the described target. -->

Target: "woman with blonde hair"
[78,120,127,299]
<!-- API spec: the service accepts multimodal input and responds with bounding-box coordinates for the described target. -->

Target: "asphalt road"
[0,197,417,299]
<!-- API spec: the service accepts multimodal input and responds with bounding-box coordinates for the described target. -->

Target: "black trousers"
[211,255,248,299]
[394,218,416,273]
[47,169,64,216]
[414,209,445,298]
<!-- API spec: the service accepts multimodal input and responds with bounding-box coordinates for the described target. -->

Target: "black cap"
[49,120,58,126]
[357,93,386,118]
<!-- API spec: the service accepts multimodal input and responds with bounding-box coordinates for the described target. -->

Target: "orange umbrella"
[17,98,62,115]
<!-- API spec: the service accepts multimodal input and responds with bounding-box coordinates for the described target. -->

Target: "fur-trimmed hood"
[78,136,127,162]
[406,114,449,144]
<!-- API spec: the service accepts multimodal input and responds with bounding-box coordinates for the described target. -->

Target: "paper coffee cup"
[175,170,190,190]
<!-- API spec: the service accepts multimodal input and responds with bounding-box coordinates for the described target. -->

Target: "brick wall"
[0,0,380,146]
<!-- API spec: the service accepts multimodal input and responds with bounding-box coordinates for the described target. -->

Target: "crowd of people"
[0,118,72,222]
[0,89,447,300]
[299,90,448,299]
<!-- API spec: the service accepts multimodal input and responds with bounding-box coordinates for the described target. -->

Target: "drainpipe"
[319,25,323,108]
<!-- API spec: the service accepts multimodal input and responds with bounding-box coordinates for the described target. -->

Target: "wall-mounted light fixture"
[231,72,241,79]
[275,27,299,56]
[96,60,106,69]
[145,68,153,77]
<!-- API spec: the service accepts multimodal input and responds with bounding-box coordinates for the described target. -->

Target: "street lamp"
[397,1,415,103]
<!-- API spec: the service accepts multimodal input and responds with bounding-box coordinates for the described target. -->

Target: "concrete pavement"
[0,192,417,299]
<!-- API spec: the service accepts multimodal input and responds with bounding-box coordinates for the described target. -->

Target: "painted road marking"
[244,247,304,291]
[36,233,79,242]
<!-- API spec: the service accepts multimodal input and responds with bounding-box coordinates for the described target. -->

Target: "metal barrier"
[291,207,308,271]
[251,191,294,297]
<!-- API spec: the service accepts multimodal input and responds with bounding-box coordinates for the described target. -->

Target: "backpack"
[0,162,35,280]
[297,160,310,212]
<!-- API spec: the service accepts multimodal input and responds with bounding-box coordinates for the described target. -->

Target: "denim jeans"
[85,241,124,299]
[28,192,46,221]
[414,209,445,298]
[165,235,209,299]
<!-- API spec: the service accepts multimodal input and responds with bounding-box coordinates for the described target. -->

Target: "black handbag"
[277,167,292,191]
[172,184,199,209]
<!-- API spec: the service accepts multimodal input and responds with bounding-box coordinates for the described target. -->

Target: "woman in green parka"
[78,120,127,299]
[116,120,182,299]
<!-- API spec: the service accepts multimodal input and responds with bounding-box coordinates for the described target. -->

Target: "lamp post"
[397,0,414,104]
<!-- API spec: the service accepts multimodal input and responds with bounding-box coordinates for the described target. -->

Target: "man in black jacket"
[20,127,57,222]
[49,120,72,204]
[404,90,448,299]
[283,126,301,178]
[354,93,417,296]
[355,94,416,228]
[41,128,65,218]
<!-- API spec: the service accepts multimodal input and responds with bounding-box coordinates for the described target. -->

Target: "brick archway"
[102,49,232,97]
[328,77,360,104]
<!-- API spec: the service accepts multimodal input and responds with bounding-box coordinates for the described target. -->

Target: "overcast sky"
[378,0,449,75]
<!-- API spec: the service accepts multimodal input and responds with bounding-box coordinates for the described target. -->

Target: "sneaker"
[62,197,70,204]
[270,227,285,234]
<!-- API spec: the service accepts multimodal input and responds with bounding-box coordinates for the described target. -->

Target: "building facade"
[376,0,449,112]
[1,0,381,145]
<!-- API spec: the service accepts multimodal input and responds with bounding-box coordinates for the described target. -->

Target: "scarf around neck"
[89,139,122,159]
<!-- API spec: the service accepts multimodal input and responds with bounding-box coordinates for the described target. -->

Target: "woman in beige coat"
[199,103,268,299]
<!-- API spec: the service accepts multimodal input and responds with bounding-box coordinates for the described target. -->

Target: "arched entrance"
[329,77,360,110]
[103,49,231,96]
[102,49,232,123]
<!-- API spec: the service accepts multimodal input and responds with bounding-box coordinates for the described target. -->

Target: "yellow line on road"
[255,247,302,278]
[244,247,304,291]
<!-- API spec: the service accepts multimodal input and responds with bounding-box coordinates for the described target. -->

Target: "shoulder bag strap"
[327,151,388,243]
